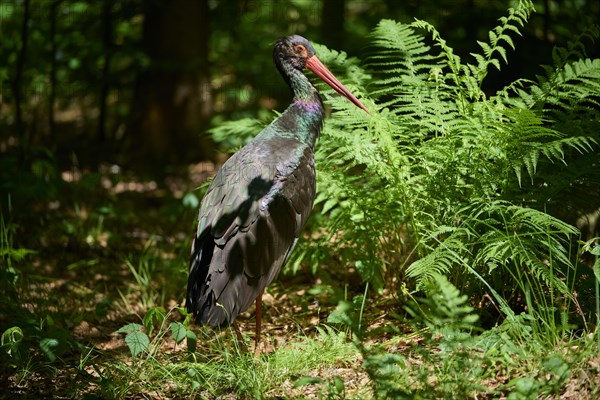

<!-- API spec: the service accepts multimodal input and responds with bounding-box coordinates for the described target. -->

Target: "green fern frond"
[468,202,576,298]
[513,58,600,111]
[413,273,480,340]
[550,25,600,69]
[409,19,464,88]
[471,0,533,82]
[407,233,471,289]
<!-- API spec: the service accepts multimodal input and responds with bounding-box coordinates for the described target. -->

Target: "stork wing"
[187,137,316,326]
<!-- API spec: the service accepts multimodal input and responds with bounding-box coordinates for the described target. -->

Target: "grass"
[1,165,599,399]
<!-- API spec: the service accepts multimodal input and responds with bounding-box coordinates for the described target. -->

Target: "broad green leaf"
[186,329,197,353]
[333,376,345,393]
[1,327,24,357]
[169,322,186,344]
[124,331,149,357]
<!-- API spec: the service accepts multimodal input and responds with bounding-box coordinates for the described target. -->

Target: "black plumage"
[186,35,369,335]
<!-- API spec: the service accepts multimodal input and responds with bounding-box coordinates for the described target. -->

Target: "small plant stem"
[358,282,369,333]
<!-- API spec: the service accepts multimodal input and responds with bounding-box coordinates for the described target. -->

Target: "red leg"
[255,288,264,353]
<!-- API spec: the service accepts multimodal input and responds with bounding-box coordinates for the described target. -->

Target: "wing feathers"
[186,138,316,326]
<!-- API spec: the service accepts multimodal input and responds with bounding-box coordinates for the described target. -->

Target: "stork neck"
[255,62,324,148]
[287,66,316,101]
[266,93,323,149]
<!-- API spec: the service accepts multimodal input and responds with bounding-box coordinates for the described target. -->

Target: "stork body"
[186,35,368,339]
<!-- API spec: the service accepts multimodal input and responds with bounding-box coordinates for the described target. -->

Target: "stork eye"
[294,44,307,56]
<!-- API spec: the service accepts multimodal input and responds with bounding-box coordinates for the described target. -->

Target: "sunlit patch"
[62,170,82,182]
[102,179,158,194]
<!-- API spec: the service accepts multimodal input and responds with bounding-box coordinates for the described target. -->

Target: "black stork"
[186,35,369,348]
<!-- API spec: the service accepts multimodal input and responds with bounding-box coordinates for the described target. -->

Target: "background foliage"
[1,0,599,167]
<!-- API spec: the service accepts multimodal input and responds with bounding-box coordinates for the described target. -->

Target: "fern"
[209,117,267,151]
[406,232,470,286]
[208,0,600,331]
[471,1,532,84]
[415,274,480,339]
[303,0,599,325]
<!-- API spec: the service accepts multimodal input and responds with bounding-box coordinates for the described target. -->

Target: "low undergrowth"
[1,182,598,398]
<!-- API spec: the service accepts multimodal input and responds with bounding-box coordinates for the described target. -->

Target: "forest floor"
[1,163,599,399]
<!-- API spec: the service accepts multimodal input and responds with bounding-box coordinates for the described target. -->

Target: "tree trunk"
[14,0,30,163]
[49,0,60,145]
[321,0,345,49]
[543,0,551,42]
[128,0,213,170]
[98,0,112,146]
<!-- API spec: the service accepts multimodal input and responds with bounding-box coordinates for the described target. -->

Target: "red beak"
[305,55,370,114]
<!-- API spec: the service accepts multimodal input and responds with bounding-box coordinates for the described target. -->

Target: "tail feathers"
[186,231,263,328]
[186,234,231,327]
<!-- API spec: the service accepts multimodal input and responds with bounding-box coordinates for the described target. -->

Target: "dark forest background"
[1,0,599,176]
